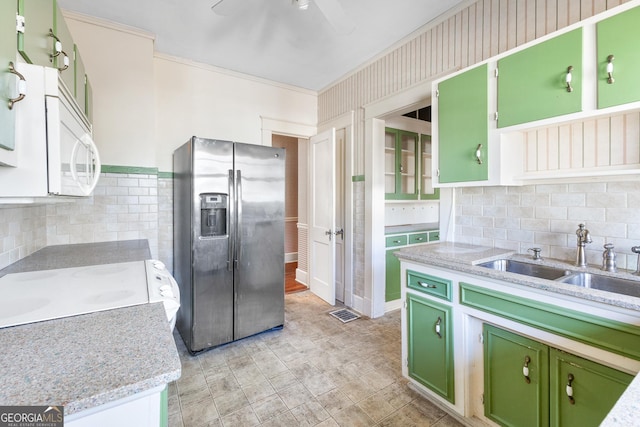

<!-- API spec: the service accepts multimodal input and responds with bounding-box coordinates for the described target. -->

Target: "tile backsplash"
[455,180,640,271]
[0,171,173,271]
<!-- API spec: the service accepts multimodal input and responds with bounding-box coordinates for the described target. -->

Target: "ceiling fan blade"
[314,0,355,35]
[211,0,245,16]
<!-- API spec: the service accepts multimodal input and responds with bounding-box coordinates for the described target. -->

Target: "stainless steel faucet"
[528,247,542,260]
[632,246,640,275]
[575,223,592,267]
[601,243,617,273]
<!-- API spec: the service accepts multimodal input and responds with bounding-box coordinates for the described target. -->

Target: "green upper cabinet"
[54,4,74,92]
[497,28,583,128]
[596,6,640,109]
[407,293,454,403]
[549,348,632,427]
[1,0,18,152]
[484,324,550,427]
[385,128,418,200]
[17,0,56,66]
[437,64,488,184]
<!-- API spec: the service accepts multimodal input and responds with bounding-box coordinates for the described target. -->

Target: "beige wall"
[64,14,157,168]
[63,12,317,172]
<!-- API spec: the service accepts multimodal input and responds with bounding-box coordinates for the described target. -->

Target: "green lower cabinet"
[407,293,454,402]
[484,324,632,427]
[484,324,549,427]
[385,249,401,302]
[549,348,632,427]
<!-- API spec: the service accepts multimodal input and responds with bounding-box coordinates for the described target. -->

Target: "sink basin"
[478,259,571,280]
[558,273,640,298]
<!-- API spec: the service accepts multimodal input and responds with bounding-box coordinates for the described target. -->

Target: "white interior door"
[334,129,345,303]
[310,128,336,305]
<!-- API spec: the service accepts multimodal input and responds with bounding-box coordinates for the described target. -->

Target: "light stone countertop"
[0,302,181,415]
[394,241,640,426]
[0,239,152,277]
[394,241,640,312]
[0,239,180,415]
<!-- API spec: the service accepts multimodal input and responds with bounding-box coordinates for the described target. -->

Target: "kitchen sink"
[477,259,571,280]
[558,273,640,298]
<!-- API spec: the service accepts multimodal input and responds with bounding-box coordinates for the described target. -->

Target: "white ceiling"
[57,0,465,91]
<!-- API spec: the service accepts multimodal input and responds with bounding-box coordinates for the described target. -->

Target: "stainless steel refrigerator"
[173,137,285,353]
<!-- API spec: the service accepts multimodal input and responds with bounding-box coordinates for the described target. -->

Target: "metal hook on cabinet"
[8,62,26,110]
[48,29,69,71]
[606,55,615,84]
[565,66,574,92]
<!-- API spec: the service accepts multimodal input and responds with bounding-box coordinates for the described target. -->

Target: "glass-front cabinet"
[385,128,438,200]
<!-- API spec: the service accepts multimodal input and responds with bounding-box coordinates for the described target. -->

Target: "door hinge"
[481,393,484,404]
[435,88,439,98]
[436,169,440,177]
[16,14,25,34]
[479,332,484,344]
[403,300,407,309]
[494,111,499,121]
[404,358,409,367]
[494,67,499,78]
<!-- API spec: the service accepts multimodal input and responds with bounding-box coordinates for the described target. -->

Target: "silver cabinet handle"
[565,65,574,92]
[434,317,442,339]
[566,373,575,405]
[418,281,437,289]
[523,356,531,384]
[606,55,615,84]
[48,29,69,71]
[475,144,483,165]
[8,62,26,110]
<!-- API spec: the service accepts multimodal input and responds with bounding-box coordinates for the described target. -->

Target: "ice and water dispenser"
[199,193,227,237]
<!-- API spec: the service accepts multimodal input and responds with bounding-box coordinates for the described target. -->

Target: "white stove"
[0,260,180,330]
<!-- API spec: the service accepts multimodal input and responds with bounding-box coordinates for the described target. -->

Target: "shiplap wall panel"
[523,112,640,171]
[318,0,631,175]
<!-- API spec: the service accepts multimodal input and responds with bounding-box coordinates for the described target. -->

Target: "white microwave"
[0,62,100,199]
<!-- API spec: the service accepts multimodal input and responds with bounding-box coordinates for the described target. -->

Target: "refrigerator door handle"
[235,169,243,269]
[228,169,234,272]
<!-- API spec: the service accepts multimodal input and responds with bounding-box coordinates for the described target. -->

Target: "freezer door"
[191,137,235,351]
[233,142,285,340]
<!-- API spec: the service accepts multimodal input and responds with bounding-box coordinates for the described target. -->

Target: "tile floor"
[168,291,464,427]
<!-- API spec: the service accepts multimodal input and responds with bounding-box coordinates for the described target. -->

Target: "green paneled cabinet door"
[484,324,550,427]
[549,348,632,427]
[437,64,488,183]
[1,0,17,151]
[596,6,640,109]
[18,0,56,66]
[407,293,454,402]
[497,28,582,128]
[385,249,400,302]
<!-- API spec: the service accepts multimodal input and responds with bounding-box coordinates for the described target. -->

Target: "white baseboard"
[285,252,298,263]
[385,299,402,313]
[295,268,308,286]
